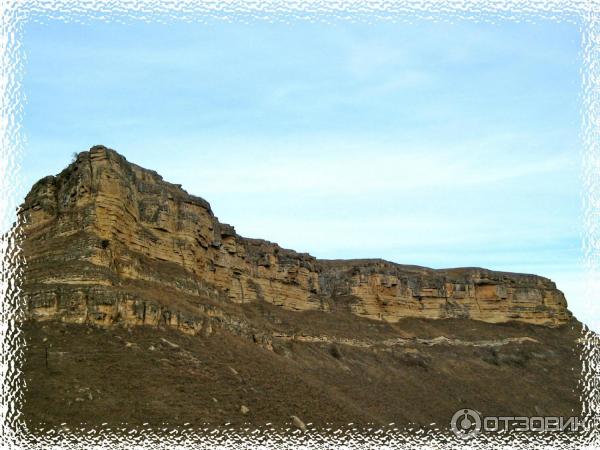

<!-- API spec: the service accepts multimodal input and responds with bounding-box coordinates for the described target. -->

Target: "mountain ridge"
[18,145,571,335]
[17,145,584,430]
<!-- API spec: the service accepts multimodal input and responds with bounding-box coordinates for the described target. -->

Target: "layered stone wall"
[18,146,571,331]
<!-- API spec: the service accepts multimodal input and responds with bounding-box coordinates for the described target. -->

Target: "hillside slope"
[22,313,583,429]
[17,146,583,430]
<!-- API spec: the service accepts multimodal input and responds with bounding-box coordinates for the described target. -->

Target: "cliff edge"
[18,146,571,339]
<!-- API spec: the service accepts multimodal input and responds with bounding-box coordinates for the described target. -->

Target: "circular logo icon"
[451,408,482,439]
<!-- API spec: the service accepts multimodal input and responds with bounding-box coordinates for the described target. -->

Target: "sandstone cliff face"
[18,146,571,336]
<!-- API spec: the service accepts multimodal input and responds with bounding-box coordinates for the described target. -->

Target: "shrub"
[329,343,342,359]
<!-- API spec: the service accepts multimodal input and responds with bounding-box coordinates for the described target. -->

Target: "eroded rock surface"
[19,146,571,336]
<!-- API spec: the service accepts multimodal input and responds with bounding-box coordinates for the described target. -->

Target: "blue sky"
[19,18,587,323]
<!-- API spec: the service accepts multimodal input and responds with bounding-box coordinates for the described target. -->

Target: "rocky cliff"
[18,146,571,339]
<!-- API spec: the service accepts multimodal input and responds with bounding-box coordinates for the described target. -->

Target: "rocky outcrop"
[18,146,571,334]
[318,260,569,325]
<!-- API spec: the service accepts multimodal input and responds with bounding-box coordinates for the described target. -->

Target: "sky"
[17,18,588,325]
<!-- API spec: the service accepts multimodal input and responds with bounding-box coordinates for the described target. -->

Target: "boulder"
[291,415,307,432]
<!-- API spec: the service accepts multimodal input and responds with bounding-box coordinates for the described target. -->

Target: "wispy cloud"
[169,140,575,196]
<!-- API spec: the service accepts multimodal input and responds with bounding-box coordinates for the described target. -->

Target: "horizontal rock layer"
[18,146,571,333]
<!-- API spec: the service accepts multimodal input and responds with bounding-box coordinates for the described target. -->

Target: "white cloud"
[178,143,574,196]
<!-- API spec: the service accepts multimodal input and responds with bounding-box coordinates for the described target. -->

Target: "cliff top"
[21,145,557,287]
